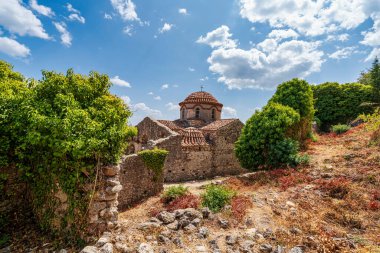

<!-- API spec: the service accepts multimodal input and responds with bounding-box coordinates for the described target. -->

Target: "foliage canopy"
[0,60,136,243]
[313,82,373,130]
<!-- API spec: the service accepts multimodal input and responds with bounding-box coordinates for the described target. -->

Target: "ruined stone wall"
[131,117,246,182]
[118,154,164,211]
[87,164,121,236]
[211,120,247,176]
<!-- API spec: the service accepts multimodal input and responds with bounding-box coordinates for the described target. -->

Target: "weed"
[317,177,350,199]
[161,185,189,204]
[201,184,236,212]
[231,195,253,221]
[166,194,200,211]
[331,124,351,134]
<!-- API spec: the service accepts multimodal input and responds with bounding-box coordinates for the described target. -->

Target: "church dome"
[179,91,223,107]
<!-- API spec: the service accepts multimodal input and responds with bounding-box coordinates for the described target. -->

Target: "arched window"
[211,108,215,119]
[181,109,185,119]
[195,108,200,118]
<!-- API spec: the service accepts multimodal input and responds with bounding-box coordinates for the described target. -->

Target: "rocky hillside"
[82,124,379,253]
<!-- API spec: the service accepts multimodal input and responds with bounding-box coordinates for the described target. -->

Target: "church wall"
[211,120,248,176]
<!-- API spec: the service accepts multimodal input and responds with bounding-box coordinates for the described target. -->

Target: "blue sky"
[0,0,380,124]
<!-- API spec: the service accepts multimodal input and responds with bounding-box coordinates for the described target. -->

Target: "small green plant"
[201,184,236,212]
[295,154,310,165]
[332,124,351,134]
[138,148,169,180]
[161,185,189,204]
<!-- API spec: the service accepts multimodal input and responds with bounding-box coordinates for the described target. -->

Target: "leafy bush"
[138,148,169,180]
[268,138,300,167]
[360,108,380,145]
[166,194,200,211]
[0,61,137,242]
[235,103,300,171]
[161,185,189,204]
[332,124,351,134]
[313,82,373,131]
[201,184,236,212]
[270,78,314,145]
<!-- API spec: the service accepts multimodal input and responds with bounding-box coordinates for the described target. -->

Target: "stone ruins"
[128,91,247,182]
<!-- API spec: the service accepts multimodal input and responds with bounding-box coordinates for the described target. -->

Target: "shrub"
[0,62,137,243]
[138,148,169,180]
[270,78,314,145]
[313,82,373,131]
[201,184,236,212]
[332,124,351,134]
[235,103,300,171]
[231,196,253,221]
[161,185,189,204]
[361,108,380,145]
[268,138,299,167]
[166,194,200,211]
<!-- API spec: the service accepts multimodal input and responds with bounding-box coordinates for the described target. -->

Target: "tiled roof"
[179,127,209,147]
[200,119,237,131]
[158,120,184,132]
[179,91,222,107]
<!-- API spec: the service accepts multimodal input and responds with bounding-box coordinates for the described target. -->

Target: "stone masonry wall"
[131,117,246,183]
[118,154,164,211]
[211,120,248,176]
[87,164,121,237]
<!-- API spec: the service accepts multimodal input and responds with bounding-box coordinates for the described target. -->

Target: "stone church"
[129,91,246,182]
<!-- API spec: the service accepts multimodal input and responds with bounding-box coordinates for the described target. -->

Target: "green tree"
[269,78,314,146]
[313,82,373,130]
[370,57,380,102]
[0,61,137,242]
[235,103,300,171]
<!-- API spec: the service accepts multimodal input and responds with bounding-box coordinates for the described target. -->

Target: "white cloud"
[53,22,72,47]
[110,0,140,21]
[200,76,209,82]
[66,3,79,13]
[268,29,298,41]
[161,84,169,89]
[238,0,367,36]
[123,25,134,36]
[0,0,50,39]
[329,46,357,60]
[361,13,380,47]
[132,103,162,118]
[166,102,180,111]
[110,76,131,87]
[148,92,154,95]
[222,106,237,118]
[66,3,85,23]
[0,37,30,58]
[179,8,188,15]
[104,13,112,20]
[68,13,85,24]
[365,48,380,62]
[29,0,54,17]
[153,96,161,100]
[199,26,324,90]
[196,25,237,49]
[159,23,173,33]
[188,67,195,72]
[121,95,131,104]
[326,33,349,42]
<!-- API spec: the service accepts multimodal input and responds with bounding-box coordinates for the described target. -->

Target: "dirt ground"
[117,125,380,252]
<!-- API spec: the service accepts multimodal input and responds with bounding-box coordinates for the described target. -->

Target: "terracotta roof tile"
[158,120,184,132]
[179,91,222,107]
[200,119,237,131]
[179,127,209,147]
